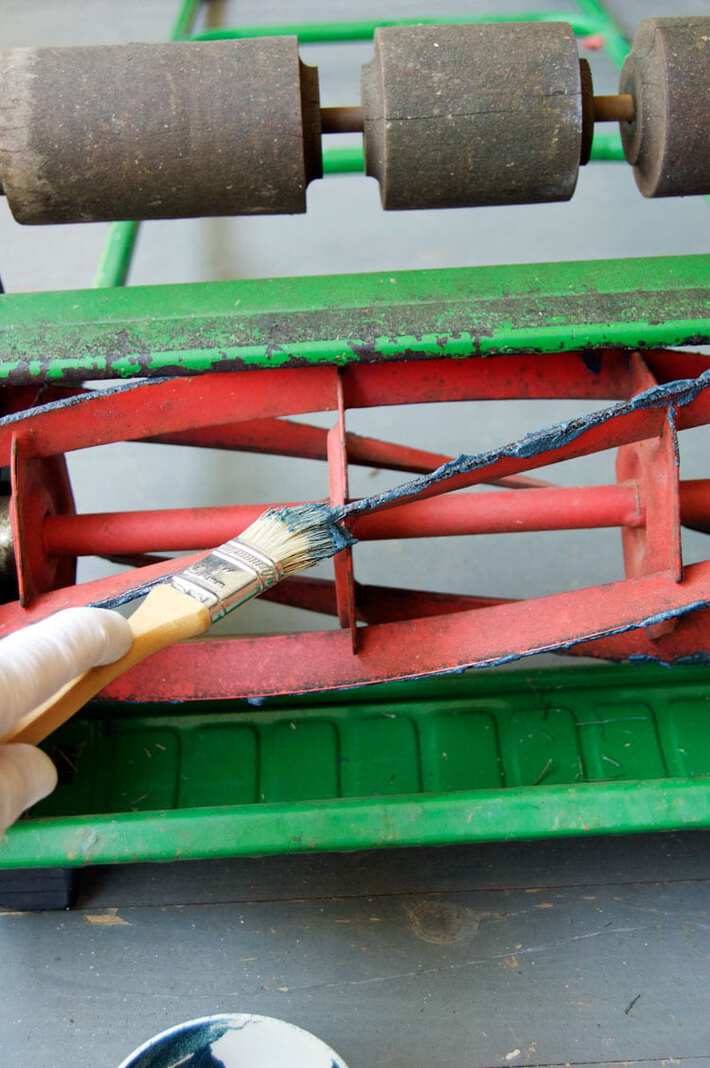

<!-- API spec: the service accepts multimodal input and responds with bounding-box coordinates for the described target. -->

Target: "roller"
[0,38,322,224]
[0,18,707,225]
[619,17,710,198]
[361,22,585,210]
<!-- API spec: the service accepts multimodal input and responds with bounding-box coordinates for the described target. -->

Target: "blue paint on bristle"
[92,504,355,611]
[269,502,355,558]
[0,377,173,429]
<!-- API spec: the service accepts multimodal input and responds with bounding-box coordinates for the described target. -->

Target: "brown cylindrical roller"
[361,23,583,211]
[620,17,710,198]
[0,38,322,224]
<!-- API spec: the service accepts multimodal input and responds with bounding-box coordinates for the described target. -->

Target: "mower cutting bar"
[97,560,710,701]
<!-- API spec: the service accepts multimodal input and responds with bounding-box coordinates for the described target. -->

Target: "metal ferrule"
[169,538,284,623]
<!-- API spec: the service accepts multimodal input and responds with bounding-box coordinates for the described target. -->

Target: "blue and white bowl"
[117,1013,349,1068]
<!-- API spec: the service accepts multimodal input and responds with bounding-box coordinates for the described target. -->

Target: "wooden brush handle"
[2,585,211,746]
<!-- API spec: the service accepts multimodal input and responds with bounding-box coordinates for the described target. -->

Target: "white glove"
[0,607,132,833]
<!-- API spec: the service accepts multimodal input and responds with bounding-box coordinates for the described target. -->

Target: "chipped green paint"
[0,256,708,383]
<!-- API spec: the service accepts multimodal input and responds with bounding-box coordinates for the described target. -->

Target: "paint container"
[117,1012,350,1068]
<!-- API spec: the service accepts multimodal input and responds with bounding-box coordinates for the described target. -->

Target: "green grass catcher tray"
[2,663,710,870]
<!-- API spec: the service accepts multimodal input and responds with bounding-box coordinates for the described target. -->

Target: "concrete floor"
[5,834,710,1067]
[1,2,710,1066]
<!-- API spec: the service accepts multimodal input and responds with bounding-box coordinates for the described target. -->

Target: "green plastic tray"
[3,664,710,869]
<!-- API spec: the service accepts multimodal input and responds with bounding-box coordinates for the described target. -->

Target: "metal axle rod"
[42,483,644,558]
[593,93,635,123]
[320,106,364,134]
[321,94,636,134]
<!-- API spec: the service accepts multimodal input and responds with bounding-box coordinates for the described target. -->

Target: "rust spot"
[84,907,130,927]
[404,900,480,944]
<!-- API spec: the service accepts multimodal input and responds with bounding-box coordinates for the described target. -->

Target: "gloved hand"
[0,607,132,833]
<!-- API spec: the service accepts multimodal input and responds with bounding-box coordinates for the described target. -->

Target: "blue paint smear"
[674,652,710,666]
[626,651,710,668]
[132,595,710,679]
[627,654,673,668]
[0,377,170,429]
[473,599,710,671]
[93,580,164,611]
[380,600,710,682]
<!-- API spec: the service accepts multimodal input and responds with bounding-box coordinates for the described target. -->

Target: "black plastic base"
[0,867,76,911]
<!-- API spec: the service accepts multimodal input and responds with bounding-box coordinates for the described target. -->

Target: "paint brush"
[4,504,351,746]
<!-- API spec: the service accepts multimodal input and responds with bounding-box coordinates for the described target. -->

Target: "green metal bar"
[575,0,631,68]
[589,128,625,162]
[186,12,604,43]
[1,255,708,383]
[4,776,710,868]
[573,2,637,167]
[92,221,140,289]
[171,0,202,40]
[92,0,202,289]
[323,146,365,175]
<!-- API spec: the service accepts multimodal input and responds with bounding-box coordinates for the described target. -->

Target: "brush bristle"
[238,503,354,576]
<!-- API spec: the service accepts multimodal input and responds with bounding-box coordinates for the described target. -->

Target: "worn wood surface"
[3,833,710,1067]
